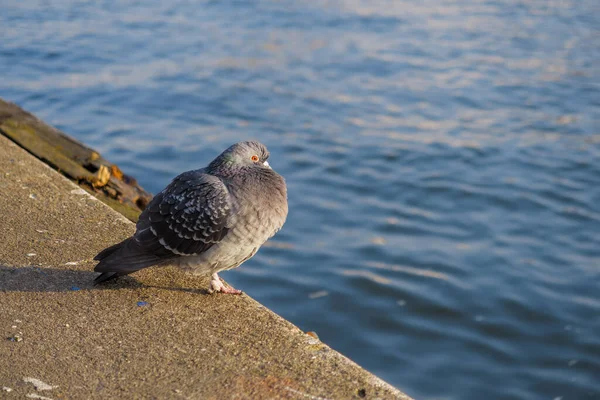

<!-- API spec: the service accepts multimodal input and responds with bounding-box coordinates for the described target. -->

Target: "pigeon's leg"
[209,272,242,295]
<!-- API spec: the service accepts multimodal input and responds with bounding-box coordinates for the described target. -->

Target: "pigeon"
[94,141,288,294]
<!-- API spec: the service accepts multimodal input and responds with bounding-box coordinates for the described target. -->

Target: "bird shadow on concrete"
[142,284,211,295]
[0,264,210,295]
[0,264,141,292]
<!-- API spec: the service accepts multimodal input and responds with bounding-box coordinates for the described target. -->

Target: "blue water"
[2,1,599,398]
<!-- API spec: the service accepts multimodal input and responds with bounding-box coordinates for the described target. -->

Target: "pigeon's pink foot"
[209,273,243,295]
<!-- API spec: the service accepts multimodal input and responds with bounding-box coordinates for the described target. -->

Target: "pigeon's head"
[209,141,272,172]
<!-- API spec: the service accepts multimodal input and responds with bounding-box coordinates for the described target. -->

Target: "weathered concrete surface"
[0,134,411,400]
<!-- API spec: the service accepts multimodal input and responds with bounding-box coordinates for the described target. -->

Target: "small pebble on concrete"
[26,394,54,400]
[23,377,57,391]
[8,332,23,342]
[306,331,320,340]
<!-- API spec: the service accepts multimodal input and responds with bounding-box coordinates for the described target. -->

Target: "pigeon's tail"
[94,238,162,284]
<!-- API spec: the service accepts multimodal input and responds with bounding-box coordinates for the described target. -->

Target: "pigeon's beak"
[263,160,271,169]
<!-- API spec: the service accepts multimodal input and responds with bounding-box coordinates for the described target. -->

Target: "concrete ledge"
[0,133,411,399]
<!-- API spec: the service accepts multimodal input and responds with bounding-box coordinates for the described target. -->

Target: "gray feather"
[140,171,232,256]
[94,238,173,283]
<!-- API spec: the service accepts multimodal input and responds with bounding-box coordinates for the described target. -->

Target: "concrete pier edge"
[0,109,411,399]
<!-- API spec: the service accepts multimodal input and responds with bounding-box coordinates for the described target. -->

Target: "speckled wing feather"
[134,170,232,256]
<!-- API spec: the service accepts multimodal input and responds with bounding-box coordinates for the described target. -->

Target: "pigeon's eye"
[251,155,259,162]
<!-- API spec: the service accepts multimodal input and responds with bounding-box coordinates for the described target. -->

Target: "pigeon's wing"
[135,170,233,256]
